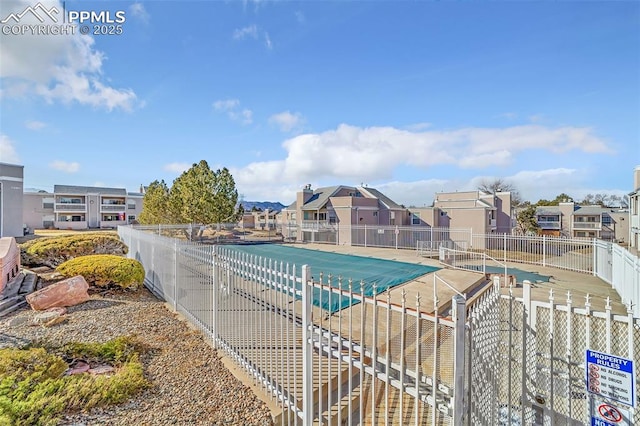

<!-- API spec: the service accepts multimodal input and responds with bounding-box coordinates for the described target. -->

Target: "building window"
[373,211,378,217]
[58,214,85,222]
[412,213,421,225]
[128,215,136,221]
[128,203,136,209]
[103,215,120,221]
[59,197,83,204]
[102,198,125,205]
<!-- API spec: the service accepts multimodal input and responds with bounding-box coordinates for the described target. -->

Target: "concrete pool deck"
[294,242,628,315]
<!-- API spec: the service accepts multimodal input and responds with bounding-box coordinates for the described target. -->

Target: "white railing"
[100,204,126,211]
[54,203,86,211]
[467,280,638,425]
[538,221,561,229]
[439,247,509,286]
[119,226,640,424]
[572,221,601,229]
[119,225,466,424]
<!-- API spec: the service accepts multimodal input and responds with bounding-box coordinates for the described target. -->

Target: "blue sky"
[1,0,639,206]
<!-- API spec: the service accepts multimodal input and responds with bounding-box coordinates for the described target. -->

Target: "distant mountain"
[241,201,287,212]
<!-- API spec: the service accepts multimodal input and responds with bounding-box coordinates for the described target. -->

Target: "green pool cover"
[226,244,439,313]
[461,265,550,283]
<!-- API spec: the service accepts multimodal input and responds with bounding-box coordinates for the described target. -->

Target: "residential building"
[281,184,409,244]
[409,190,513,235]
[0,163,24,237]
[239,209,278,230]
[23,185,143,231]
[535,202,628,241]
[630,166,640,250]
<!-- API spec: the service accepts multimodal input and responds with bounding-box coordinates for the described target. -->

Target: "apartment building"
[535,202,628,242]
[0,163,24,238]
[281,184,409,243]
[239,209,278,230]
[630,166,640,250]
[23,185,144,231]
[409,190,513,235]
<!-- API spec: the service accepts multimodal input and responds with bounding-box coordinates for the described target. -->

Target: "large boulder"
[26,275,90,311]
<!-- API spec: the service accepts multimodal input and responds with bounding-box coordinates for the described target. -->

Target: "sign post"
[586,349,635,426]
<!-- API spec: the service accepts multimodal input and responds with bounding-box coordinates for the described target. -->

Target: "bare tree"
[477,178,523,206]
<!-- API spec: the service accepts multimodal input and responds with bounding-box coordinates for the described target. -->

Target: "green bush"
[22,233,128,268]
[56,255,145,290]
[0,337,148,426]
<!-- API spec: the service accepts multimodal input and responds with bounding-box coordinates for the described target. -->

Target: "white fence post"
[452,294,466,426]
[173,239,178,311]
[211,247,217,349]
[301,265,313,425]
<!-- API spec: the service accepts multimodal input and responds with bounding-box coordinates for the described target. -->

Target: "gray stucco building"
[0,163,24,237]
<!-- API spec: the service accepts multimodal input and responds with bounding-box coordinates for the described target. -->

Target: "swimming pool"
[226,244,439,312]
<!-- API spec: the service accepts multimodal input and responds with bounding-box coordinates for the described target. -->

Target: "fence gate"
[466,281,639,425]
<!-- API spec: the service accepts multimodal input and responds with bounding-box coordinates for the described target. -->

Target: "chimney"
[297,184,314,208]
[634,166,640,191]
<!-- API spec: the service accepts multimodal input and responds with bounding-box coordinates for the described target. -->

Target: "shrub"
[0,337,148,426]
[22,232,127,268]
[56,255,145,290]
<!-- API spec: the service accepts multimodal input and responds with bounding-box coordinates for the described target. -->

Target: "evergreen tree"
[139,180,171,224]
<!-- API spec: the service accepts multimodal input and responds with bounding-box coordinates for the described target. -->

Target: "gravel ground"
[1,288,274,426]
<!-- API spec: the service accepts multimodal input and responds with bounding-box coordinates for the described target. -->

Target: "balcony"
[55,203,87,212]
[632,214,640,231]
[572,221,601,230]
[538,221,561,229]
[101,204,126,212]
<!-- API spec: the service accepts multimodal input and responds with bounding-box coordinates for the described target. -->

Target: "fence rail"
[119,226,639,425]
[119,225,466,425]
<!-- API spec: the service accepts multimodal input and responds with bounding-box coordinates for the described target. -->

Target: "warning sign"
[586,349,635,407]
[590,398,631,426]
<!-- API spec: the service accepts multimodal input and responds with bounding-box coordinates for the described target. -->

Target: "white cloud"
[129,2,150,24]
[213,99,240,111]
[164,162,191,174]
[50,160,80,173]
[232,24,272,50]
[233,25,258,40]
[213,99,253,125]
[24,120,46,130]
[264,32,272,50]
[269,111,304,132]
[0,135,20,163]
[0,0,138,111]
[375,179,451,207]
[230,123,613,203]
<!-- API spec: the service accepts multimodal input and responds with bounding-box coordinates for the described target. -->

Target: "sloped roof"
[54,185,126,196]
[302,185,344,210]
[535,206,561,216]
[359,187,404,209]
[573,205,606,215]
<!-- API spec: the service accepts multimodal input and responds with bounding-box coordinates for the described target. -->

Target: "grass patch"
[0,336,149,426]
